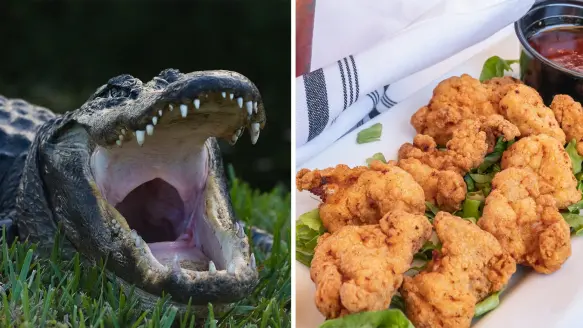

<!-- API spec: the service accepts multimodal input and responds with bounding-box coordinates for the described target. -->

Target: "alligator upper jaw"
[80,71,264,305]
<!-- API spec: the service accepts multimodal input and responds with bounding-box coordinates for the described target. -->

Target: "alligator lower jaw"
[88,95,258,304]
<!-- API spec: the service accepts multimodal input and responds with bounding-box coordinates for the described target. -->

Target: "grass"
[0,166,291,328]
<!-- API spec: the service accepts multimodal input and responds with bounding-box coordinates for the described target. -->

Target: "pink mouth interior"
[90,136,222,271]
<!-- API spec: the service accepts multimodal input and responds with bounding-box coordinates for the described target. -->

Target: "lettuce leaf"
[366,152,387,166]
[357,123,383,144]
[566,139,583,174]
[296,209,326,266]
[477,137,514,173]
[413,240,441,262]
[319,309,414,328]
[479,56,518,82]
[561,212,583,236]
[424,201,440,222]
[475,291,501,317]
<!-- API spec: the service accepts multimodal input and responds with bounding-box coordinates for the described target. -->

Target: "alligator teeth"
[237,97,243,109]
[121,128,126,135]
[136,130,146,146]
[245,101,253,115]
[180,104,188,118]
[152,117,158,125]
[172,255,181,272]
[237,128,244,138]
[250,123,260,145]
[119,134,124,141]
[146,124,154,136]
[221,92,226,98]
[250,254,256,270]
[227,261,236,275]
[253,101,258,113]
[116,140,122,147]
[229,93,234,100]
[237,223,245,238]
[209,261,217,274]
[158,109,163,116]
[135,236,142,248]
[231,134,238,143]
[194,98,200,109]
[168,104,174,111]
[130,229,137,239]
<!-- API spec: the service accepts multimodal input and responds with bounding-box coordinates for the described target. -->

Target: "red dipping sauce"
[529,26,583,74]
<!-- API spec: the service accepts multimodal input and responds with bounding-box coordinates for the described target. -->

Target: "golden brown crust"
[478,168,572,274]
[401,212,516,328]
[501,134,581,209]
[550,94,583,155]
[399,115,520,175]
[310,210,433,319]
[295,161,425,233]
[410,74,498,145]
[483,76,523,113]
[499,84,566,144]
[397,158,466,212]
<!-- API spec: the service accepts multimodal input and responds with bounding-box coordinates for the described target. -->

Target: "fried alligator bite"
[478,168,572,274]
[498,84,566,144]
[395,158,466,212]
[483,76,523,113]
[310,210,432,319]
[501,134,581,209]
[411,74,498,146]
[401,212,516,328]
[550,94,583,155]
[399,115,520,175]
[295,161,425,233]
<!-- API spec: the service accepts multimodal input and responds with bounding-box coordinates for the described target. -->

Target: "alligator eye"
[108,87,130,98]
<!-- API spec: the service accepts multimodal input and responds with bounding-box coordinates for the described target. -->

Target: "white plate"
[294,33,583,328]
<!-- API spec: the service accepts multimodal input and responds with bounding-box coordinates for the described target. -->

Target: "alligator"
[0,68,274,317]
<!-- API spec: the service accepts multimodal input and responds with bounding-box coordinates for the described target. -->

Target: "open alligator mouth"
[78,69,264,304]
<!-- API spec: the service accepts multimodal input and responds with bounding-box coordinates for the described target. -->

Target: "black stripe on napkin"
[303,68,329,141]
[366,90,380,107]
[343,57,354,106]
[349,55,359,102]
[337,60,348,110]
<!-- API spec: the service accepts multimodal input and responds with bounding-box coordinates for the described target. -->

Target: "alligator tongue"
[148,240,210,271]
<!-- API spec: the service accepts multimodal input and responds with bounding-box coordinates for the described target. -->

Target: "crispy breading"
[498,84,566,144]
[478,168,572,274]
[501,134,581,209]
[411,74,498,145]
[401,212,516,328]
[399,115,520,175]
[483,76,523,112]
[295,161,425,233]
[550,94,583,155]
[396,158,466,212]
[310,210,432,319]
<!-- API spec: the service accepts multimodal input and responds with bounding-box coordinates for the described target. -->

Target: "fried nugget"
[310,210,433,319]
[550,94,583,155]
[498,84,566,144]
[401,212,516,328]
[396,158,466,212]
[478,168,572,274]
[483,76,523,112]
[399,115,520,175]
[501,134,581,209]
[296,161,425,233]
[411,74,498,145]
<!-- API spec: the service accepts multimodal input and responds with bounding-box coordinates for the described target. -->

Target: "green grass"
[0,168,291,328]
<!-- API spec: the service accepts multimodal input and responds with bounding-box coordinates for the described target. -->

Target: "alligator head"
[15,68,266,314]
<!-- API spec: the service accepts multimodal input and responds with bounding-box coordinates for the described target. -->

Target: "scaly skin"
[0,68,273,317]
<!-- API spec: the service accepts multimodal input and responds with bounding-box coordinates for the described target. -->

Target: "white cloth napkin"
[295,0,535,166]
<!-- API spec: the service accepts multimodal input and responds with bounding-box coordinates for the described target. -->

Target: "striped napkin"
[295,0,535,166]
